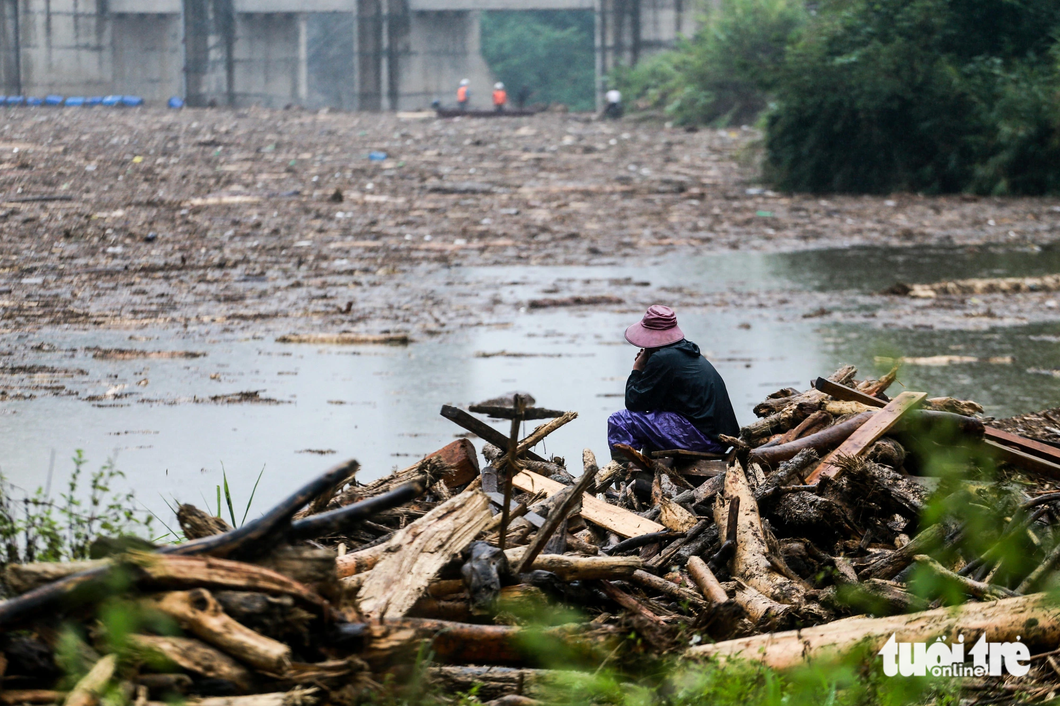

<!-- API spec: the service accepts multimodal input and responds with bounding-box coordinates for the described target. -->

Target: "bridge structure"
[0,0,699,111]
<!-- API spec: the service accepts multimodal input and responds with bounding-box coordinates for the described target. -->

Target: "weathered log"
[753,366,857,417]
[629,570,708,611]
[749,412,875,469]
[135,673,193,697]
[3,560,109,595]
[256,546,336,588]
[598,581,667,625]
[287,479,427,540]
[177,505,234,540]
[1017,539,1060,594]
[0,691,67,705]
[515,463,598,574]
[686,556,729,606]
[427,666,551,701]
[335,543,387,579]
[194,691,319,706]
[913,555,1016,601]
[648,520,708,570]
[605,531,682,556]
[440,406,546,463]
[806,392,927,484]
[741,402,819,446]
[714,461,808,605]
[128,635,251,691]
[152,589,292,673]
[63,654,116,706]
[687,592,1060,669]
[516,413,578,457]
[358,490,493,618]
[734,583,794,628]
[857,524,945,581]
[504,548,641,580]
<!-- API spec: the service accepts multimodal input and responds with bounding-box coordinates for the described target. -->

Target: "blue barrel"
[121,95,144,107]
[64,97,86,107]
[0,96,5,105]
[44,95,64,106]
[101,95,122,107]
[6,96,24,106]
[86,97,103,106]
[25,97,42,106]
[167,96,184,109]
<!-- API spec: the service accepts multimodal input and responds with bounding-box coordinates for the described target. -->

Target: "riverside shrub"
[765,0,1060,194]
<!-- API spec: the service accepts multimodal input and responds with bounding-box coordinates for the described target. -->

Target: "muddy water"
[2,243,1058,525]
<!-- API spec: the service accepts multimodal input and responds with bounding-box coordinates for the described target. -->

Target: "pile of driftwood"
[5,367,1060,704]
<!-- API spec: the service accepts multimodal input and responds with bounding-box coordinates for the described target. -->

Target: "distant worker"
[516,85,532,109]
[457,79,470,111]
[607,305,739,459]
[605,88,622,119]
[493,82,507,112]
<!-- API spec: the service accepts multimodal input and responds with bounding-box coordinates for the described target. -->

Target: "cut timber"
[985,427,1060,464]
[276,333,409,346]
[440,405,546,463]
[335,542,387,579]
[428,666,551,701]
[63,654,116,706]
[358,490,492,619]
[515,464,597,573]
[687,592,1060,670]
[749,412,875,469]
[805,392,927,484]
[511,470,666,538]
[4,560,108,595]
[714,461,808,605]
[984,439,1060,480]
[503,548,640,580]
[153,589,292,673]
[128,635,251,690]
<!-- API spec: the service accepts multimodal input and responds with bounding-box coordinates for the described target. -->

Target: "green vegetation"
[480,10,596,112]
[613,0,806,126]
[613,0,1060,195]
[0,451,153,566]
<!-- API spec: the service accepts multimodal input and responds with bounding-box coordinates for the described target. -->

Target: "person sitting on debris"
[493,82,507,112]
[457,79,470,111]
[604,88,622,119]
[608,305,739,459]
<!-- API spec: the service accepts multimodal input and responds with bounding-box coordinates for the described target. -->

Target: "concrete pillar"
[297,13,309,103]
[0,0,21,95]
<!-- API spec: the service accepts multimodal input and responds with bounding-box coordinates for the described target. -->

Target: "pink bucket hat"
[624,305,685,348]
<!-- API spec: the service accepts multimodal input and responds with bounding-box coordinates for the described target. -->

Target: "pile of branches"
[4,369,1060,704]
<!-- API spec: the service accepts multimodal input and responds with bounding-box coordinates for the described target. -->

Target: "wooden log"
[630,570,708,611]
[503,548,641,580]
[805,392,927,484]
[152,589,292,673]
[63,654,117,706]
[128,635,251,691]
[288,480,427,540]
[912,555,1015,601]
[1018,539,1060,594]
[516,412,578,457]
[647,520,708,570]
[194,692,319,706]
[439,405,546,462]
[749,412,875,469]
[358,490,493,619]
[734,583,794,626]
[334,543,387,579]
[3,560,108,595]
[687,592,1060,669]
[0,692,67,705]
[511,470,665,538]
[714,461,807,605]
[753,366,857,417]
[598,581,668,625]
[741,401,819,446]
[177,505,233,540]
[773,410,831,447]
[657,498,698,533]
[986,427,1060,465]
[427,666,551,701]
[135,673,193,697]
[686,556,729,606]
[984,440,1060,481]
[857,524,945,581]
[515,463,598,574]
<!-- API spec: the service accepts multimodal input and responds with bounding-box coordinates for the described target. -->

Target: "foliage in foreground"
[765,0,1060,194]
[611,0,807,126]
[0,450,153,566]
[480,11,596,112]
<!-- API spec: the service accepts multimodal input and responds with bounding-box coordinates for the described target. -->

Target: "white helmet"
[460,78,470,86]
[495,82,504,90]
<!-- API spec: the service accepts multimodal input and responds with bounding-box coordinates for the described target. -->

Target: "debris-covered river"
[3,241,1059,522]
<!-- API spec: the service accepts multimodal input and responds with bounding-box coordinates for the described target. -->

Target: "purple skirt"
[607,409,725,455]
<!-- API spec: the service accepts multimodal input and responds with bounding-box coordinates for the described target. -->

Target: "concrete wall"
[397,9,493,110]
[112,13,183,102]
[0,0,697,109]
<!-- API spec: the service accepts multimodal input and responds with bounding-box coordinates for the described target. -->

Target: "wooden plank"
[984,440,1060,481]
[984,428,1060,464]
[805,391,928,484]
[813,377,887,408]
[439,405,546,462]
[511,470,666,538]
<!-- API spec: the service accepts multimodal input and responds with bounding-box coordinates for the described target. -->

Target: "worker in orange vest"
[457,79,470,111]
[493,82,507,112]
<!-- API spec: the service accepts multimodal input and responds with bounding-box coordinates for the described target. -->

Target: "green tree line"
[613,0,1060,195]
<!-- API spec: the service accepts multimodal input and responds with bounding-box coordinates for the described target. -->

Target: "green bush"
[613,0,807,126]
[765,0,1060,194]
[480,11,596,112]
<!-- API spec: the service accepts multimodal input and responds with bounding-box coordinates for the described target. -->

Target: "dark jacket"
[624,339,739,441]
